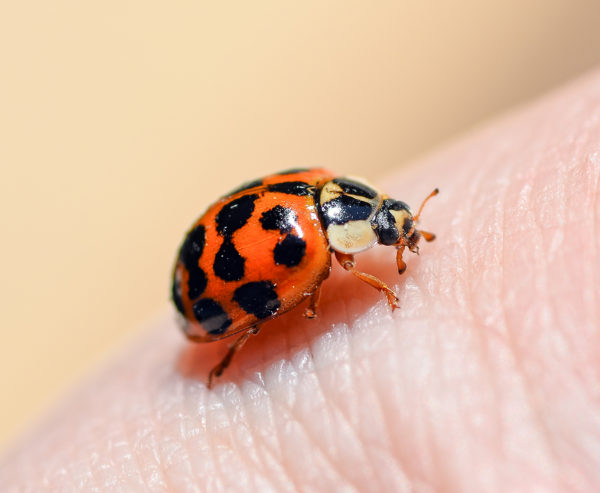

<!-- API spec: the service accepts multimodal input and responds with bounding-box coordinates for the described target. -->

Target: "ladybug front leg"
[207,325,260,388]
[334,251,400,310]
[396,245,407,275]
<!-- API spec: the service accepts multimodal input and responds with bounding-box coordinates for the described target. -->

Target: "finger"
[2,71,600,492]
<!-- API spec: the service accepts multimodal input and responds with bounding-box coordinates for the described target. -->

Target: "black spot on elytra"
[267,181,313,196]
[233,281,281,319]
[193,298,232,335]
[216,194,258,236]
[318,193,374,227]
[213,238,245,281]
[227,178,263,196]
[180,225,206,271]
[171,276,185,314]
[187,265,208,298]
[333,178,378,199]
[274,234,306,267]
[277,168,310,175]
[259,205,297,234]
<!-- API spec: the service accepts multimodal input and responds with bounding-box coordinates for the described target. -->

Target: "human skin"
[2,71,600,493]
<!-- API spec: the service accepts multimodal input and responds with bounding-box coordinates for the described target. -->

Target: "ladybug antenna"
[413,188,439,223]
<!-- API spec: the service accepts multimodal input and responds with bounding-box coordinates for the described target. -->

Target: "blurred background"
[1,1,600,452]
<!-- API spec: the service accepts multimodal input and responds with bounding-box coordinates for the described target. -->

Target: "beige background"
[1,1,600,451]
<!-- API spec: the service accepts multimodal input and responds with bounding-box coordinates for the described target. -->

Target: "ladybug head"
[372,189,438,252]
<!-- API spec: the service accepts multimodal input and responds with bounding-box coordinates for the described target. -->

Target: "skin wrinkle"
[323,326,383,490]
[535,161,573,363]
[500,126,567,486]
[240,391,287,493]
[297,332,358,487]
[488,159,544,476]
[214,386,254,489]
[243,385,291,492]
[474,177,528,488]
[348,322,391,493]
[156,379,185,492]
[226,387,269,492]
[552,125,600,487]
[257,367,307,493]
[401,283,446,486]
[172,355,213,491]
[232,387,277,491]
[380,316,432,478]
[501,158,557,483]
[540,111,600,481]
[384,308,418,488]
[337,320,388,492]
[286,352,357,491]
[580,142,600,376]
[379,313,431,483]
[175,386,205,492]
[204,392,232,492]
[309,346,365,491]
[462,136,506,444]
[154,374,187,492]
[541,160,591,409]
[241,389,292,493]
[460,165,505,488]
[371,361,412,491]
[429,318,459,491]
[120,409,150,491]
[225,387,265,491]
[273,395,351,492]
[129,341,171,492]
[495,184,541,484]
[277,296,376,489]
[259,377,299,492]
[553,133,600,488]
[372,311,422,487]
[181,382,210,490]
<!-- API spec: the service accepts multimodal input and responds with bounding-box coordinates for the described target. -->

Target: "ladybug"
[172,168,437,386]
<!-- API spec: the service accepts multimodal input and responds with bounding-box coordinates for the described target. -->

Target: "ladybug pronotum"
[172,168,437,386]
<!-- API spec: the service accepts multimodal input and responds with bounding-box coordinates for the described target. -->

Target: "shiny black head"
[372,199,417,246]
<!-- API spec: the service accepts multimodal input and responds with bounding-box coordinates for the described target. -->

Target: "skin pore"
[1,71,600,492]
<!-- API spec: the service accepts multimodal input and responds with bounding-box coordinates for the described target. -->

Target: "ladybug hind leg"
[303,284,322,319]
[207,325,260,388]
[334,251,400,311]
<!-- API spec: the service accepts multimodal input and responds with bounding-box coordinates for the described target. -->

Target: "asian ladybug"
[172,168,437,386]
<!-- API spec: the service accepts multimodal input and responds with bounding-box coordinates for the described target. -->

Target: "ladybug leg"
[304,284,322,319]
[207,325,260,388]
[334,251,400,310]
[396,245,407,275]
[419,230,436,242]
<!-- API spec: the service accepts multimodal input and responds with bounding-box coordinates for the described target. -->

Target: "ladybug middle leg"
[419,230,436,242]
[334,251,400,310]
[207,325,260,388]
